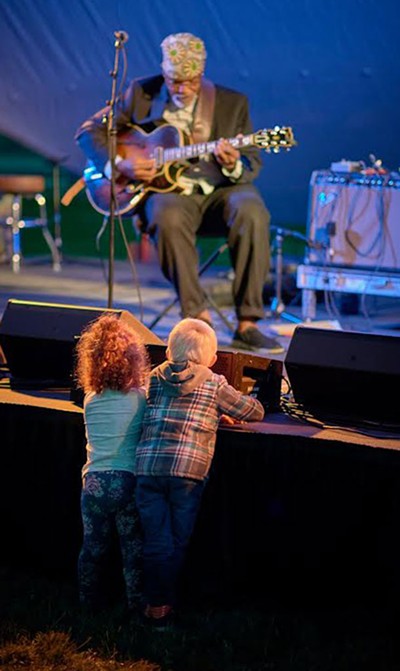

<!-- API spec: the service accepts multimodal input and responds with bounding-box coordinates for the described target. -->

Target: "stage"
[1,255,400,604]
[1,252,400,347]
[1,380,400,606]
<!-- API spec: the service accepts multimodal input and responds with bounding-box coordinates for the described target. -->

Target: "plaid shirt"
[135,364,264,481]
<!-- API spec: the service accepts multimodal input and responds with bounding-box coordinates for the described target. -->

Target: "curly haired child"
[75,314,149,612]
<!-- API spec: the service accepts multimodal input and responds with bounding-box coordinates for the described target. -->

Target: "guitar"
[81,124,296,216]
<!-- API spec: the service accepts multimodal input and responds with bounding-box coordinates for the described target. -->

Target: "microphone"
[114,30,129,43]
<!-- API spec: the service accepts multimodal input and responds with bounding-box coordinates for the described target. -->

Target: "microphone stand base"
[268,298,303,324]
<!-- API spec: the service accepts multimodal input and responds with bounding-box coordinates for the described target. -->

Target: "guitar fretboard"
[163,134,255,163]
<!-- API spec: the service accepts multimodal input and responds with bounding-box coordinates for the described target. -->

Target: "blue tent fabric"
[0,0,399,224]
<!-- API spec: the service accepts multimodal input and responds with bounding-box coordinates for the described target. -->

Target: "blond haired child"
[135,318,264,627]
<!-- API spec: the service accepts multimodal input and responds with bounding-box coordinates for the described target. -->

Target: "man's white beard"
[171,94,187,109]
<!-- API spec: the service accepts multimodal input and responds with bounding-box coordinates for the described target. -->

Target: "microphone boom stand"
[269,227,302,323]
[106,34,125,308]
[269,226,322,324]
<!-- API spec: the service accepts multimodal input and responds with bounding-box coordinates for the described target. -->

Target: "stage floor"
[1,254,400,356]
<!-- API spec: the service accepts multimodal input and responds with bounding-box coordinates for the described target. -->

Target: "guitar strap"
[191,78,216,143]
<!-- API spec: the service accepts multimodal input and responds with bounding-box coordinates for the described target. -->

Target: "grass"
[1,565,400,671]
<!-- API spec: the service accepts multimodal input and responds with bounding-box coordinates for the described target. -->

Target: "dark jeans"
[143,183,270,320]
[136,475,205,607]
[78,471,142,610]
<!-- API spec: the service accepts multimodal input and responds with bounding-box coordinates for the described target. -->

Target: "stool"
[0,175,61,273]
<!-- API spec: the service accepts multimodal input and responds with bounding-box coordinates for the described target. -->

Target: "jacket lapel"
[135,82,169,125]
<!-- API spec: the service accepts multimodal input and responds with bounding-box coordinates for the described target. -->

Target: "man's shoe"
[232,327,285,354]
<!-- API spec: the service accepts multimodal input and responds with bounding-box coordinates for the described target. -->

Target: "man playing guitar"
[76,32,285,354]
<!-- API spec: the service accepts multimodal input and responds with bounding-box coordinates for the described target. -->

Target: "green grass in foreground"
[1,565,400,671]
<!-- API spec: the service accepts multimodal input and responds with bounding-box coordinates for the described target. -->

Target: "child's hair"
[167,318,218,366]
[75,314,149,394]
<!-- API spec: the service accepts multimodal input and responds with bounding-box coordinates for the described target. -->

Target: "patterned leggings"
[78,470,142,610]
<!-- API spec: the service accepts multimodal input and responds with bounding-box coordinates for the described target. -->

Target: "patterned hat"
[161,32,207,80]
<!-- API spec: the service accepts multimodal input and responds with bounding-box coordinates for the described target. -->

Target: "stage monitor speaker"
[147,344,283,412]
[285,326,400,424]
[0,299,163,388]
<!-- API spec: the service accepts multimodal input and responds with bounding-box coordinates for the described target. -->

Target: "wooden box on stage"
[147,344,283,413]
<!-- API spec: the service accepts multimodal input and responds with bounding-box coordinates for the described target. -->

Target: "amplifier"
[306,170,400,271]
[147,344,283,412]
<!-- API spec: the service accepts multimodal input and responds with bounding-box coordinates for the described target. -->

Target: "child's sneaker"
[143,604,175,631]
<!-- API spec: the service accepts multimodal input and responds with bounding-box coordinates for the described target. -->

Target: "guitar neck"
[163,133,255,163]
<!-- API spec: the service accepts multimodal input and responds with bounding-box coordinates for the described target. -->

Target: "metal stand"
[269,226,304,324]
[148,242,235,332]
[0,175,61,273]
[106,31,128,308]
[52,161,63,258]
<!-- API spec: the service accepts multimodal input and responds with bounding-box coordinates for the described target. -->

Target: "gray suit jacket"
[76,74,262,184]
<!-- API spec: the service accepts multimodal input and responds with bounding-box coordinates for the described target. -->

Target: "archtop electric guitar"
[68,124,296,216]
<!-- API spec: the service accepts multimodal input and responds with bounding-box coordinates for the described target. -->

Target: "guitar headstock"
[253,126,297,153]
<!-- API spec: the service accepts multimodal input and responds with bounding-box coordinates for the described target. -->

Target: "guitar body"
[83,125,188,216]
[80,123,296,216]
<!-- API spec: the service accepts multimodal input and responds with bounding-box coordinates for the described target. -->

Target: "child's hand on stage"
[219,414,245,426]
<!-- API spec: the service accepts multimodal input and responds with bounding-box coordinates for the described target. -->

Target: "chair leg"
[37,194,61,272]
[199,242,234,332]
[148,295,180,329]
[41,226,62,272]
[199,242,228,275]
[148,288,235,332]
[148,241,234,331]
[10,196,22,273]
[203,289,235,333]
[5,190,62,273]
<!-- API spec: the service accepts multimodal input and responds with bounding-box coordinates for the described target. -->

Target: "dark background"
[0,0,399,258]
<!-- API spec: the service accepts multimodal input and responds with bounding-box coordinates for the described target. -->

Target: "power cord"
[280,395,400,438]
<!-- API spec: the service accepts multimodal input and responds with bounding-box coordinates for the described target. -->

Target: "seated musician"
[75,32,284,354]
